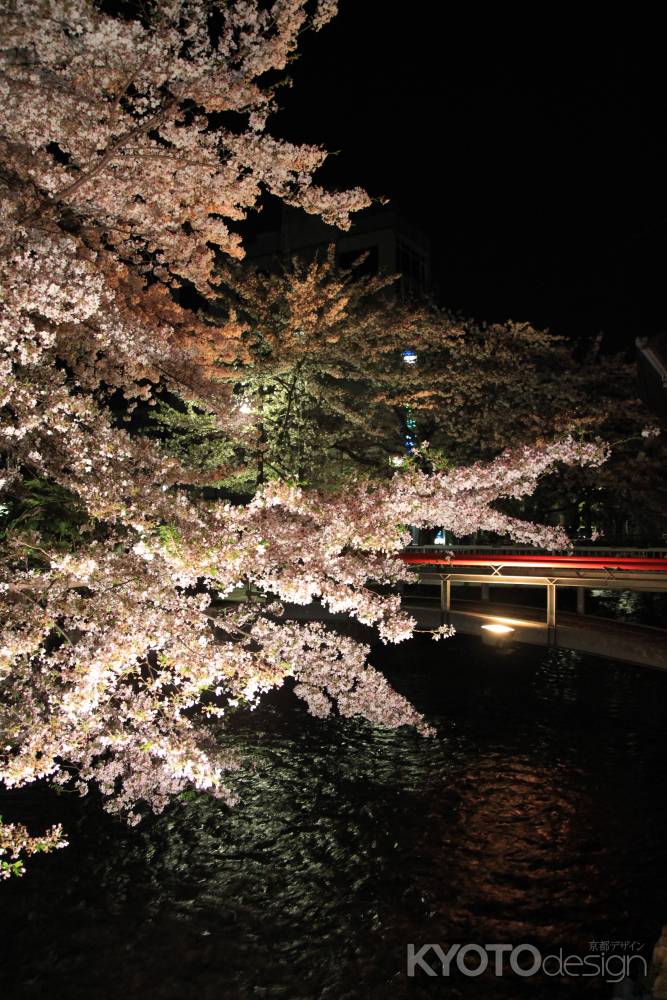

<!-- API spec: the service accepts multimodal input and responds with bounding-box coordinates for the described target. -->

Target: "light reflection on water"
[2,636,667,999]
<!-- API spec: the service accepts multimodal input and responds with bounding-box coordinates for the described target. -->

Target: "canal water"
[2,635,667,999]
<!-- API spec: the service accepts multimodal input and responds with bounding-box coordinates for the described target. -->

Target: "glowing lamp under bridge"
[481,623,515,636]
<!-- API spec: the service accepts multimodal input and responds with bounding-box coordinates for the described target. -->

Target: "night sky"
[255,7,667,351]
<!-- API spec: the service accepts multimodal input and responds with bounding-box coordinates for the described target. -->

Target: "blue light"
[401,349,418,365]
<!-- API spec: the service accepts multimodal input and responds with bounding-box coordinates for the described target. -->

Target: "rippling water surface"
[2,635,667,999]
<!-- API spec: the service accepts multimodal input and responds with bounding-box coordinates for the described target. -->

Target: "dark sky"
[260,7,667,350]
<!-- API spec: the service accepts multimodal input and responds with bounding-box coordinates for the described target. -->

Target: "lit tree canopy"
[143,254,661,520]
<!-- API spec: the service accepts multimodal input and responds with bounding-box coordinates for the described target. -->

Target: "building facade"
[244,204,431,300]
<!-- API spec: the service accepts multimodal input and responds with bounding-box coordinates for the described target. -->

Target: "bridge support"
[481,583,490,601]
[576,587,586,615]
[440,576,451,624]
[547,580,557,631]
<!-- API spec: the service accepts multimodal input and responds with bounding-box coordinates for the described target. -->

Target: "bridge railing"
[406,544,667,559]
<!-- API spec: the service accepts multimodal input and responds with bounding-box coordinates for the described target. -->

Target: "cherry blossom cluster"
[0,818,67,879]
[1,1,366,290]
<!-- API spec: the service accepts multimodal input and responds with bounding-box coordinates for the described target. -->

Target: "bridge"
[399,546,667,669]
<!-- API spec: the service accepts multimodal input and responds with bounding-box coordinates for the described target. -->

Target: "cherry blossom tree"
[0,0,609,874]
